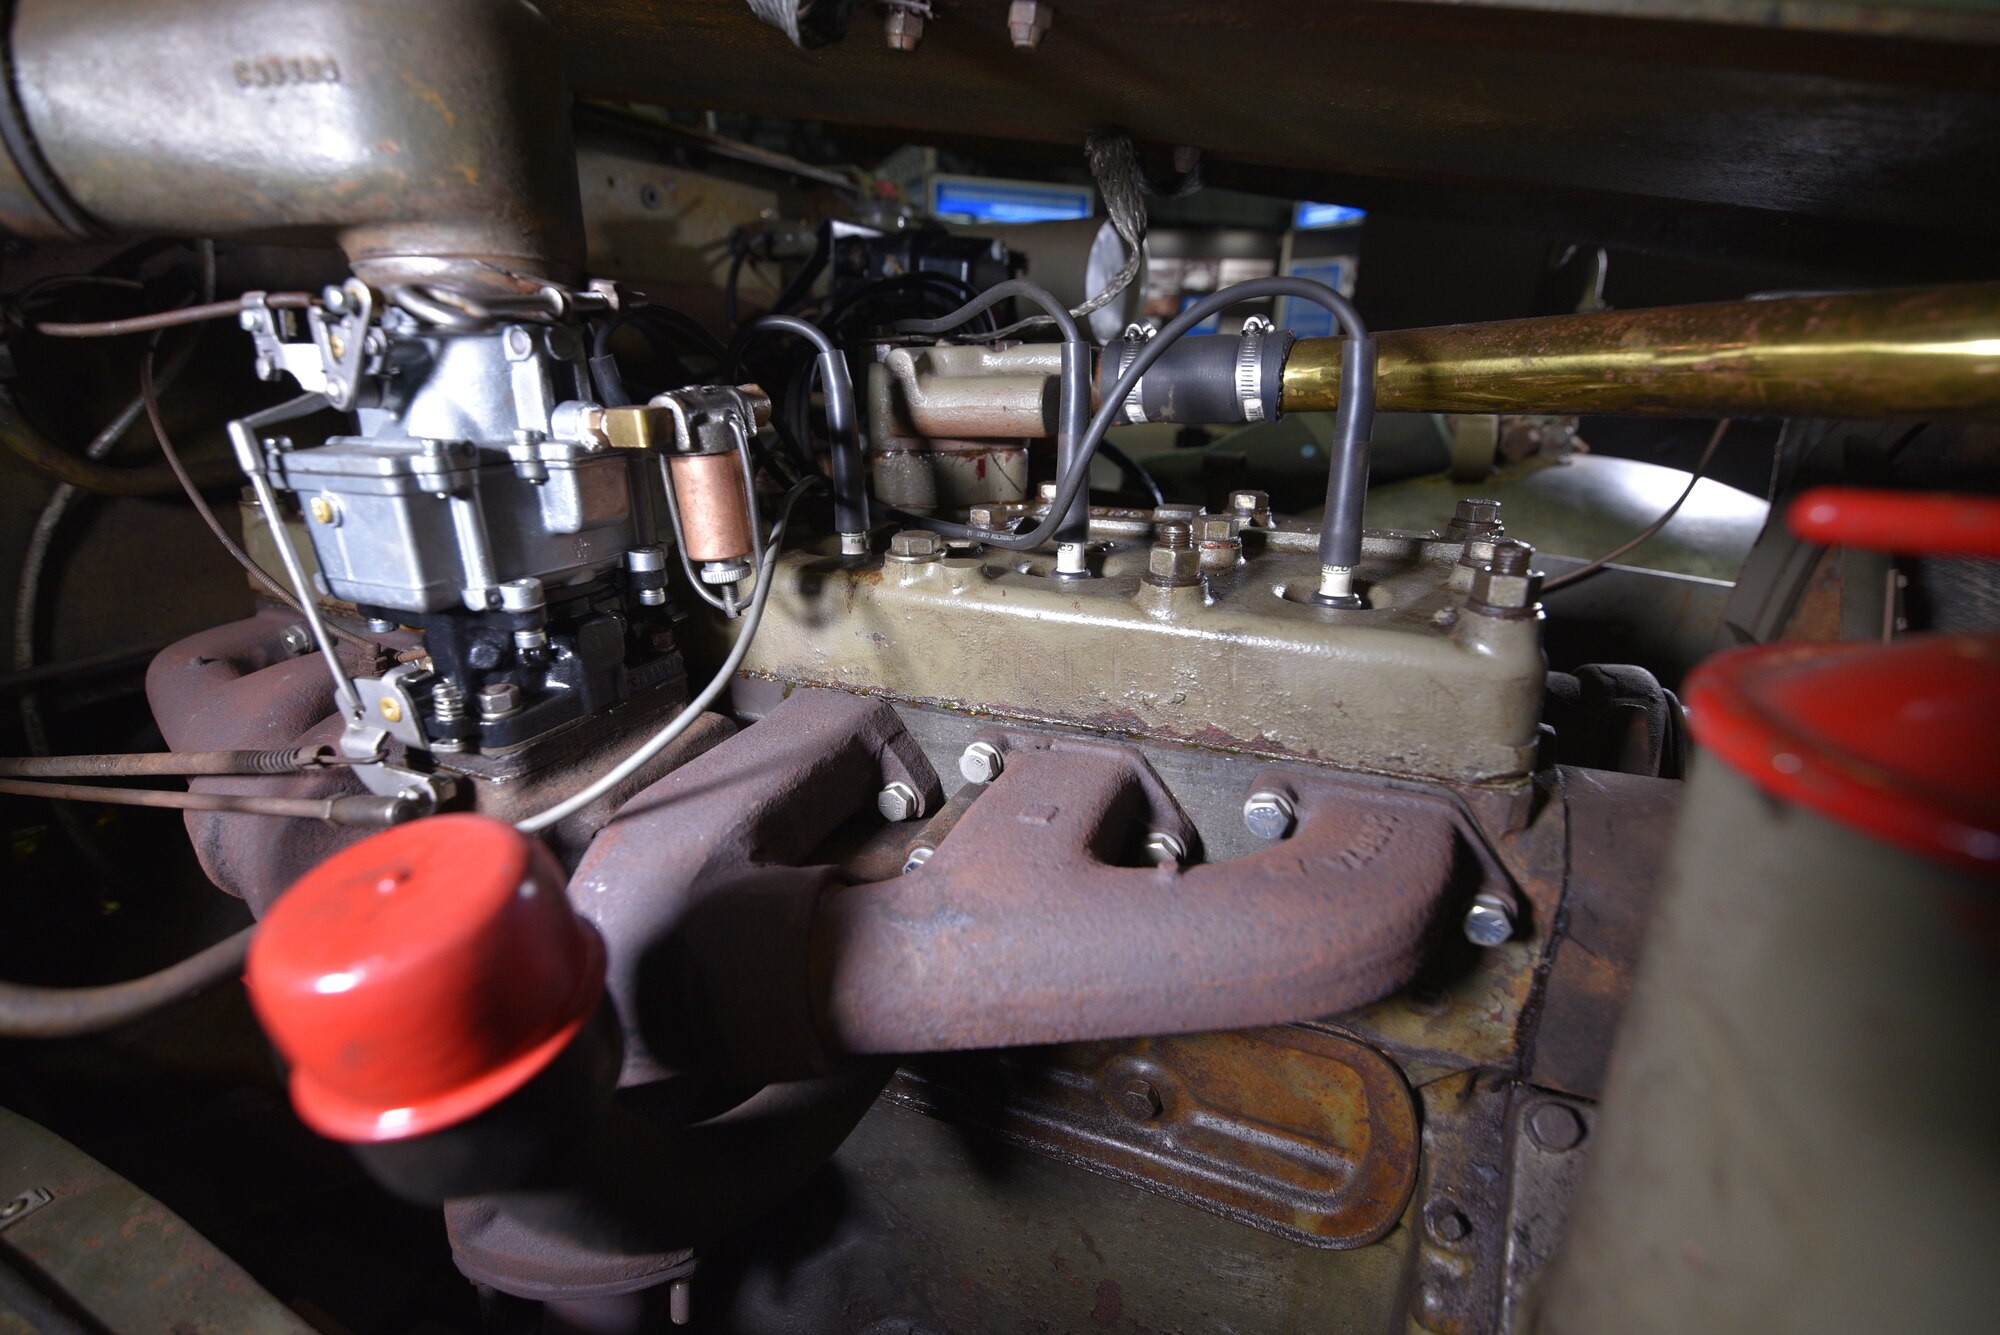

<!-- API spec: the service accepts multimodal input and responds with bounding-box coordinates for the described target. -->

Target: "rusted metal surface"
[145,612,374,916]
[144,610,731,912]
[1529,767,1680,1100]
[886,1025,1419,1249]
[816,730,1466,1057]
[567,686,942,1086]
[716,521,1546,784]
[0,1106,315,1334]
[9,0,586,290]
[709,1098,1416,1333]
[1285,285,2000,421]
[1405,1070,1515,1335]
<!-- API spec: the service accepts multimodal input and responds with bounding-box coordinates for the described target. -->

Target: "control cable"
[516,476,821,835]
[1541,419,1731,593]
[0,923,254,1039]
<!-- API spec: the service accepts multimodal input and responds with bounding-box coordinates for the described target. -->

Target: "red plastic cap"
[1790,487,2000,559]
[245,814,604,1143]
[1686,635,2000,877]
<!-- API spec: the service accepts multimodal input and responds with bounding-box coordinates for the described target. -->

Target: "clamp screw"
[1142,831,1186,866]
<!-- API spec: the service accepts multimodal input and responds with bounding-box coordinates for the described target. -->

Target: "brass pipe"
[1281,284,2000,420]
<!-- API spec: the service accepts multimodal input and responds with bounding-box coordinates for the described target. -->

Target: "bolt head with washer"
[877,781,923,823]
[960,741,1004,785]
[1242,791,1296,840]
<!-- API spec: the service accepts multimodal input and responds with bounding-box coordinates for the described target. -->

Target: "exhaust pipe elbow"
[0,0,585,293]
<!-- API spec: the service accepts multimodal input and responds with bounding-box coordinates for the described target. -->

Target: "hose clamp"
[1119,322,1154,425]
[1236,315,1274,423]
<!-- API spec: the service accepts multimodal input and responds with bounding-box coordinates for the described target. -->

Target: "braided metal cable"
[1073,134,1148,320]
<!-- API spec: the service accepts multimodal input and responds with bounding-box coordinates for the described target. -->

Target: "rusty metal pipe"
[567,691,1459,1085]
[813,742,1459,1059]
[1282,284,2000,421]
[1,0,585,293]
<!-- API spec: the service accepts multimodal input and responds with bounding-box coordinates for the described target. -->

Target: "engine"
[0,3,1996,1334]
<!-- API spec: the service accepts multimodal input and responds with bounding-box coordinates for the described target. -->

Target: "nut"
[1194,515,1237,545]
[1116,1076,1163,1120]
[477,682,523,720]
[887,529,945,562]
[1242,791,1296,840]
[1152,503,1201,526]
[1463,891,1516,946]
[1472,559,1544,611]
[959,741,1004,784]
[877,781,923,822]
[966,505,1001,531]
[1447,497,1503,539]
[1037,480,1061,503]
[1141,831,1186,866]
[1228,489,1271,521]
[1146,543,1200,586]
[1008,0,1053,49]
[883,5,924,49]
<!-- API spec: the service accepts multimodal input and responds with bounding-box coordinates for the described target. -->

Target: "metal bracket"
[304,279,376,410]
[0,1186,52,1233]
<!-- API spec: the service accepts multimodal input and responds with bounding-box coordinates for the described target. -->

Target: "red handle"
[1789,486,2000,558]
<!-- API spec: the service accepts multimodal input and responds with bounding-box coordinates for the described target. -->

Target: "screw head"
[1525,1101,1586,1152]
[1116,1076,1163,1120]
[279,624,312,656]
[1463,891,1516,946]
[887,529,945,562]
[1452,497,1502,527]
[502,325,535,361]
[308,496,336,525]
[960,741,1005,785]
[1142,831,1186,866]
[877,781,922,822]
[901,846,935,875]
[1228,489,1270,519]
[1242,791,1296,840]
[378,697,402,724]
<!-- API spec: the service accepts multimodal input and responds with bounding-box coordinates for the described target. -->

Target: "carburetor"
[228,280,783,821]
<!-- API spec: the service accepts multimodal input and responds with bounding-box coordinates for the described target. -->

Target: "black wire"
[1097,438,1166,507]
[879,276,1371,552]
